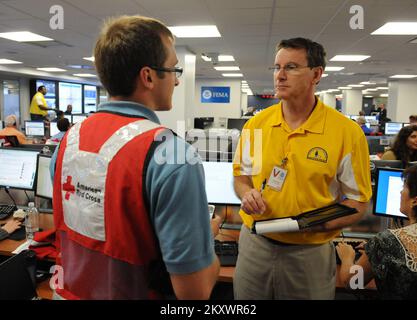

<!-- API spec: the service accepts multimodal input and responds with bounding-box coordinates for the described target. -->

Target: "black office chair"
[0,250,38,300]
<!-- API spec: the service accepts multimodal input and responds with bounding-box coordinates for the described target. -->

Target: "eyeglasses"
[268,63,312,74]
[150,66,183,78]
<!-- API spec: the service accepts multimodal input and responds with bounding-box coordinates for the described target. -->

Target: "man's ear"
[313,67,323,85]
[139,67,154,89]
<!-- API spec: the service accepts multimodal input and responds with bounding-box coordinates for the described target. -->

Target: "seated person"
[0,220,22,241]
[410,115,417,125]
[356,116,372,135]
[381,125,417,167]
[0,115,28,145]
[64,104,72,115]
[46,118,70,145]
[337,164,417,299]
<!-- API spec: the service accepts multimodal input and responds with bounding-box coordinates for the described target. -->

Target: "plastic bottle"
[26,202,39,241]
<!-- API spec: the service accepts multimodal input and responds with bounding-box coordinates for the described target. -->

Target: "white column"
[323,93,336,108]
[156,46,195,138]
[387,80,417,122]
[341,89,362,115]
[240,92,248,115]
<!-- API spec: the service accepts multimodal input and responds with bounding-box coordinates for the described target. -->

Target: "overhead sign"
[201,86,230,103]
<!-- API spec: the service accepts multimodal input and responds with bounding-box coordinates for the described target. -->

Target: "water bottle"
[26,202,40,241]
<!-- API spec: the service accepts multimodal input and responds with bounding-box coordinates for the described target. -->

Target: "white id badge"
[267,166,288,191]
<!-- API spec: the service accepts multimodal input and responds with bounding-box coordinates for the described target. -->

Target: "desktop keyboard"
[214,240,238,266]
[0,204,17,220]
[333,240,364,265]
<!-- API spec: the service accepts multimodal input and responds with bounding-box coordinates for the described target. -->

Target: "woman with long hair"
[382,124,417,167]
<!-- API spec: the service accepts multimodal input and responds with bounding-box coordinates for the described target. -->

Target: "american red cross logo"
[63,176,75,200]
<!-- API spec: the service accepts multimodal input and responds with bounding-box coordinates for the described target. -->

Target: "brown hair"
[94,15,173,97]
[276,37,327,69]
[391,124,417,167]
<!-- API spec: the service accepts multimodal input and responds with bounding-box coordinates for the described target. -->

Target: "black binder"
[252,203,358,234]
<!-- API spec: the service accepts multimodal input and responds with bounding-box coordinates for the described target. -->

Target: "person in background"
[0,114,27,145]
[46,118,70,145]
[381,125,417,167]
[29,86,52,121]
[409,114,417,125]
[377,103,387,122]
[0,220,22,241]
[50,15,220,300]
[356,116,372,135]
[64,104,73,115]
[232,37,372,300]
[359,110,365,117]
[337,164,417,299]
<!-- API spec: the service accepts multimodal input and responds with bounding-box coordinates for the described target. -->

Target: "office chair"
[0,250,38,300]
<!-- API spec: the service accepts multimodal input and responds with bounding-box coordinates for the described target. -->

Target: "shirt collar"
[97,101,161,124]
[271,98,326,134]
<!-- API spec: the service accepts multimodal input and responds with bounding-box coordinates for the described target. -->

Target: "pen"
[260,179,267,194]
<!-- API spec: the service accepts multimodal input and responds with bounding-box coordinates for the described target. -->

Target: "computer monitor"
[370,159,403,182]
[35,154,53,199]
[365,115,377,123]
[49,122,59,137]
[64,114,72,122]
[408,161,417,167]
[24,121,45,137]
[384,122,403,135]
[71,114,87,124]
[373,167,407,219]
[202,161,241,205]
[350,115,359,121]
[227,118,248,131]
[403,123,410,127]
[0,148,38,190]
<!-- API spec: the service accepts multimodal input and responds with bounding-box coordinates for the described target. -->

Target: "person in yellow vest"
[233,37,372,299]
[29,85,52,121]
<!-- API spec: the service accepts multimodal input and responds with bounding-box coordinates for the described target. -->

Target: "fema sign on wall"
[201,86,230,103]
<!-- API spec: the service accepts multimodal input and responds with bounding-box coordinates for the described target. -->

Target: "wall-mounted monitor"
[384,122,403,135]
[227,118,248,131]
[35,154,53,199]
[35,80,56,109]
[202,161,241,205]
[84,85,97,113]
[0,148,39,190]
[373,167,407,219]
[59,82,82,113]
[24,121,45,137]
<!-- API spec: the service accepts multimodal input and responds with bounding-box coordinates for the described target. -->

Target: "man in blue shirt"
[357,116,373,135]
[50,15,220,300]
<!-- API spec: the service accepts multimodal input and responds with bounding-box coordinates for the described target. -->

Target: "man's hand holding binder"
[251,203,358,235]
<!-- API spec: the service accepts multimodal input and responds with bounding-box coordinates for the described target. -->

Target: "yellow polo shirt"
[233,99,372,244]
[29,92,48,116]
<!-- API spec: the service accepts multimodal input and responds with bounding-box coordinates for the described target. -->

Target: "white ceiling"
[0,0,417,95]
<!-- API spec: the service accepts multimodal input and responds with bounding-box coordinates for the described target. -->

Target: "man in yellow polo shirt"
[30,85,50,121]
[233,37,372,300]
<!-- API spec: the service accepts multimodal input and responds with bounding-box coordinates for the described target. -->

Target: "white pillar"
[241,92,248,115]
[387,80,417,122]
[323,93,336,108]
[342,89,362,115]
[156,46,195,138]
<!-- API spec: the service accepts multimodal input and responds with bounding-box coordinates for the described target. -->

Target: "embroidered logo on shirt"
[307,147,328,163]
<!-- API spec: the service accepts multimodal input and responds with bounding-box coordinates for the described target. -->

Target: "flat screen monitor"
[59,82,82,113]
[202,161,241,205]
[385,122,403,135]
[365,115,378,125]
[24,121,45,137]
[403,123,411,127]
[49,122,59,137]
[72,114,87,124]
[370,159,403,182]
[227,118,248,131]
[350,115,359,121]
[35,154,53,199]
[36,79,56,109]
[0,148,38,190]
[84,85,97,113]
[373,167,407,219]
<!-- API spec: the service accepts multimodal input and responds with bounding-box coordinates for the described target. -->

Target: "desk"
[0,213,54,299]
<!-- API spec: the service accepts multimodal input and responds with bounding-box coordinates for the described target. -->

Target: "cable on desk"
[4,187,17,207]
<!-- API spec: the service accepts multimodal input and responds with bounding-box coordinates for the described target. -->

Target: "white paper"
[254,218,300,234]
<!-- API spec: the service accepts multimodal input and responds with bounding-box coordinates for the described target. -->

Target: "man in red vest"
[51,15,220,300]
